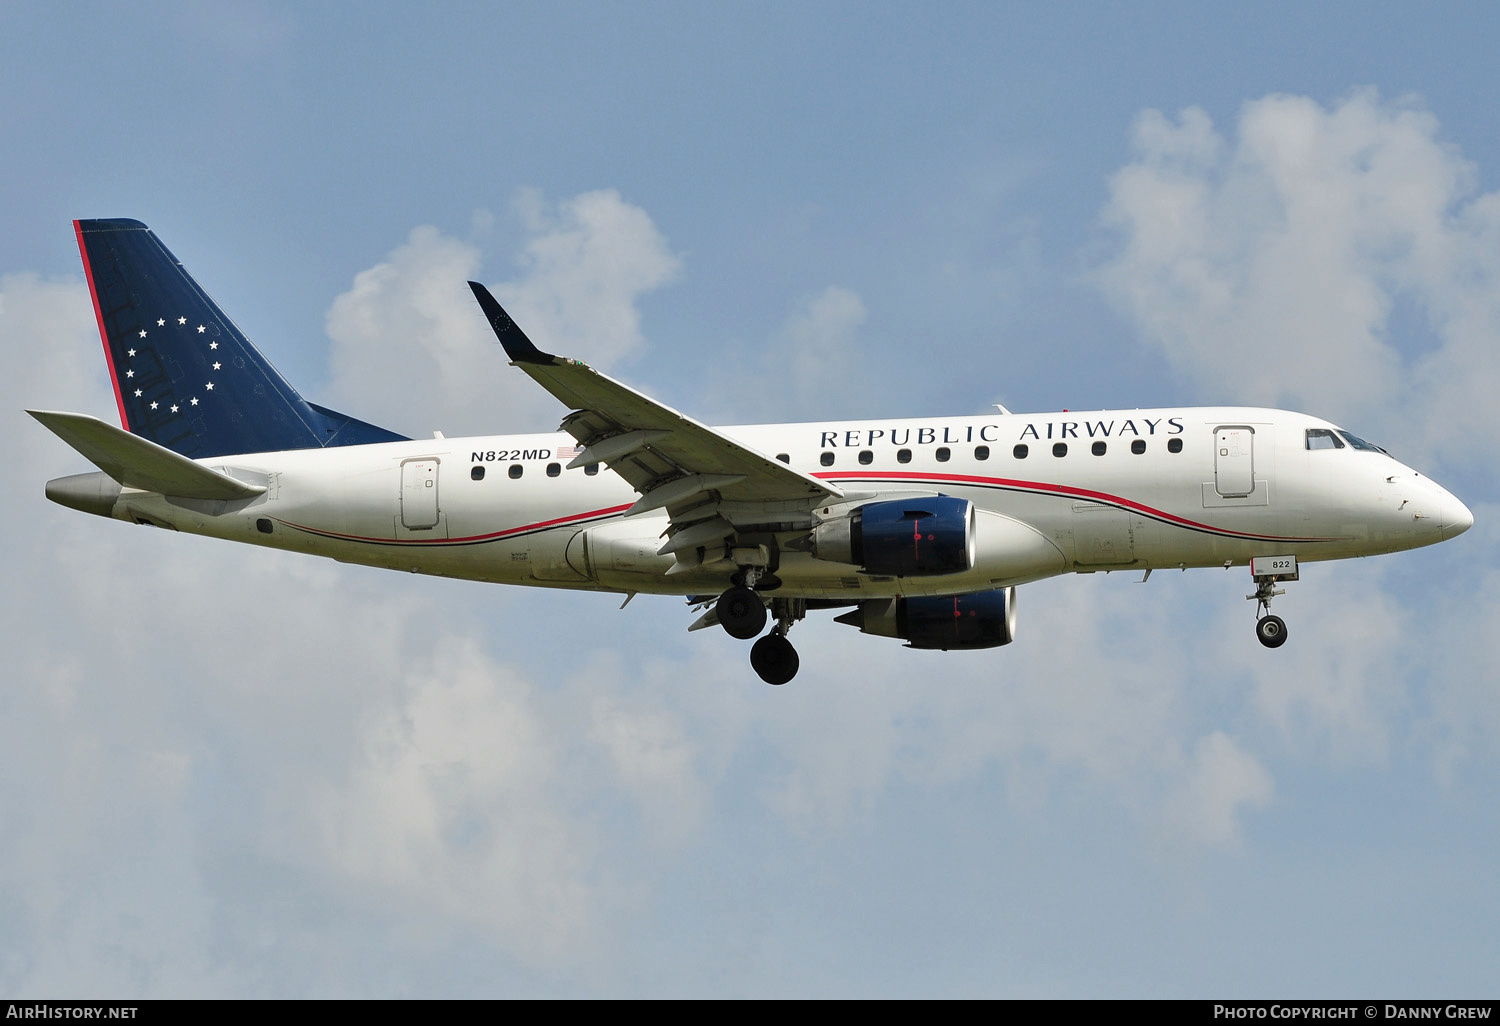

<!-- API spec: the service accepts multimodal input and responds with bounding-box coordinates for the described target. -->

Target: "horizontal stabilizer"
[27,410,265,499]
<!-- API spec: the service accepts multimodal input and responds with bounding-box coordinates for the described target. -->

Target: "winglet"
[468,281,555,364]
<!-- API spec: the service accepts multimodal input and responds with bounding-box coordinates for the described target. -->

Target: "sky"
[2,1,1498,998]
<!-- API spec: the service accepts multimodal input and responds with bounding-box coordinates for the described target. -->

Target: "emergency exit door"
[1214,427,1254,498]
[401,459,440,529]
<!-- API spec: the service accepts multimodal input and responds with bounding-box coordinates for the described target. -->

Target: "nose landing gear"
[1247,555,1297,649]
[1255,612,1288,648]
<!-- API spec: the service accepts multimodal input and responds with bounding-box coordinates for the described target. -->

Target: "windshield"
[1305,428,1344,450]
[1306,427,1390,456]
[1338,430,1389,455]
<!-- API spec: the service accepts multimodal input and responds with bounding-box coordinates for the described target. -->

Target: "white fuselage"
[105,407,1470,599]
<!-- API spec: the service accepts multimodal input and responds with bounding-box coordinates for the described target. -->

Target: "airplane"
[30,218,1475,685]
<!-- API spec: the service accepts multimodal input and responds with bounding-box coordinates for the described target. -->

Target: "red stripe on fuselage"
[815,470,1343,543]
[274,502,634,547]
[74,221,129,430]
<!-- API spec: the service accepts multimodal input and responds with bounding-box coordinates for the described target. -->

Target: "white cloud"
[781,286,868,412]
[303,639,598,963]
[6,273,114,455]
[8,160,1497,992]
[1238,562,1409,766]
[738,574,1280,852]
[1158,731,1274,851]
[1097,90,1500,473]
[323,190,680,438]
[1412,506,1500,784]
[500,188,681,365]
[586,684,708,849]
[696,284,872,424]
[323,225,492,437]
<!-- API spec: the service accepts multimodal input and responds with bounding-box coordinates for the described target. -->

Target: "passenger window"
[776,453,790,464]
[1053,443,1068,457]
[897,449,912,464]
[1091,441,1107,456]
[509,464,523,479]
[1167,438,1183,453]
[936,447,951,462]
[584,463,599,476]
[1305,428,1344,450]
[1131,440,1146,455]
[975,445,990,461]
[546,463,561,477]
[820,452,835,467]
[1013,444,1029,459]
[471,466,486,481]
[858,450,873,465]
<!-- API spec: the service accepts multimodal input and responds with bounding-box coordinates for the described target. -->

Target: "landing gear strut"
[708,562,806,684]
[1247,565,1291,649]
[747,598,807,685]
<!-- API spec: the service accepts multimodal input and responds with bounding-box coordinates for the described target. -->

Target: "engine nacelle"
[834,587,1017,650]
[807,496,975,576]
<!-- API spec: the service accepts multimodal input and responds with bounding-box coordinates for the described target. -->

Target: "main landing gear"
[715,585,766,639]
[713,569,805,684]
[750,630,799,686]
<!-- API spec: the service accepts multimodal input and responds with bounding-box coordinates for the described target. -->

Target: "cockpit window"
[1338,430,1389,455]
[1306,428,1345,451]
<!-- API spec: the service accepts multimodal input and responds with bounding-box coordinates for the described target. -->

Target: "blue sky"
[3,1,1498,997]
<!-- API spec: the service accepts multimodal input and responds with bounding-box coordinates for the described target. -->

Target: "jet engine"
[805,496,975,576]
[834,587,1017,650]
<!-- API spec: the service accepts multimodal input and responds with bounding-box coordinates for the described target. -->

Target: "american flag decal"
[556,444,583,460]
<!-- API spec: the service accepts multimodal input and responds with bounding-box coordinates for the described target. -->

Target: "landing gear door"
[1214,426,1255,498]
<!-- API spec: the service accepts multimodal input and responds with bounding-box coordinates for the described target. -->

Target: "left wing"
[469,283,843,563]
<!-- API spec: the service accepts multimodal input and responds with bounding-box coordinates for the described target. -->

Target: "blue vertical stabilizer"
[75,218,407,458]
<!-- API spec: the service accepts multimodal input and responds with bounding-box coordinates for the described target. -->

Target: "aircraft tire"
[717,586,768,640]
[1256,614,1288,649]
[751,633,799,685]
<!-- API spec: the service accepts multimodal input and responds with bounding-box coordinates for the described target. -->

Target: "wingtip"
[468,281,554,364]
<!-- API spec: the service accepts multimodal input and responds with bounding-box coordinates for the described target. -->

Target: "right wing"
[469,282,844,569]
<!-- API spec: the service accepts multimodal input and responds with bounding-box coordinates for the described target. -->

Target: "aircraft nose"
[1441,489,1474,541]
